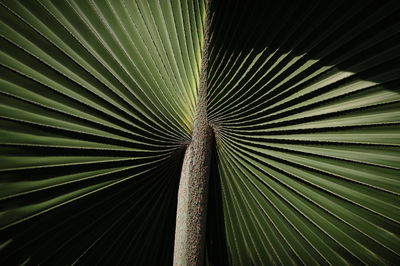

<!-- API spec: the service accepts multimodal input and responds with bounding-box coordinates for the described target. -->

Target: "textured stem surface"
[173,1,212,265]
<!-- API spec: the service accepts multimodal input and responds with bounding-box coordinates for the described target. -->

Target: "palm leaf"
[1,0,399,265]
[206,1,400,265]
[0,0,203,264]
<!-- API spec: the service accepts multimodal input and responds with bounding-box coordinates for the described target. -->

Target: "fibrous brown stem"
[173,1,212,265]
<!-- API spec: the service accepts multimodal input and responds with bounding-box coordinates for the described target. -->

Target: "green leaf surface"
[206,0,400,265]
[1,0,399,265]
[0,0,202,264]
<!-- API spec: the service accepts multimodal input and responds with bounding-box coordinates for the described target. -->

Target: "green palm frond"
[0,0,204,264]
[1,0,399,265]
[206,1,400,265]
